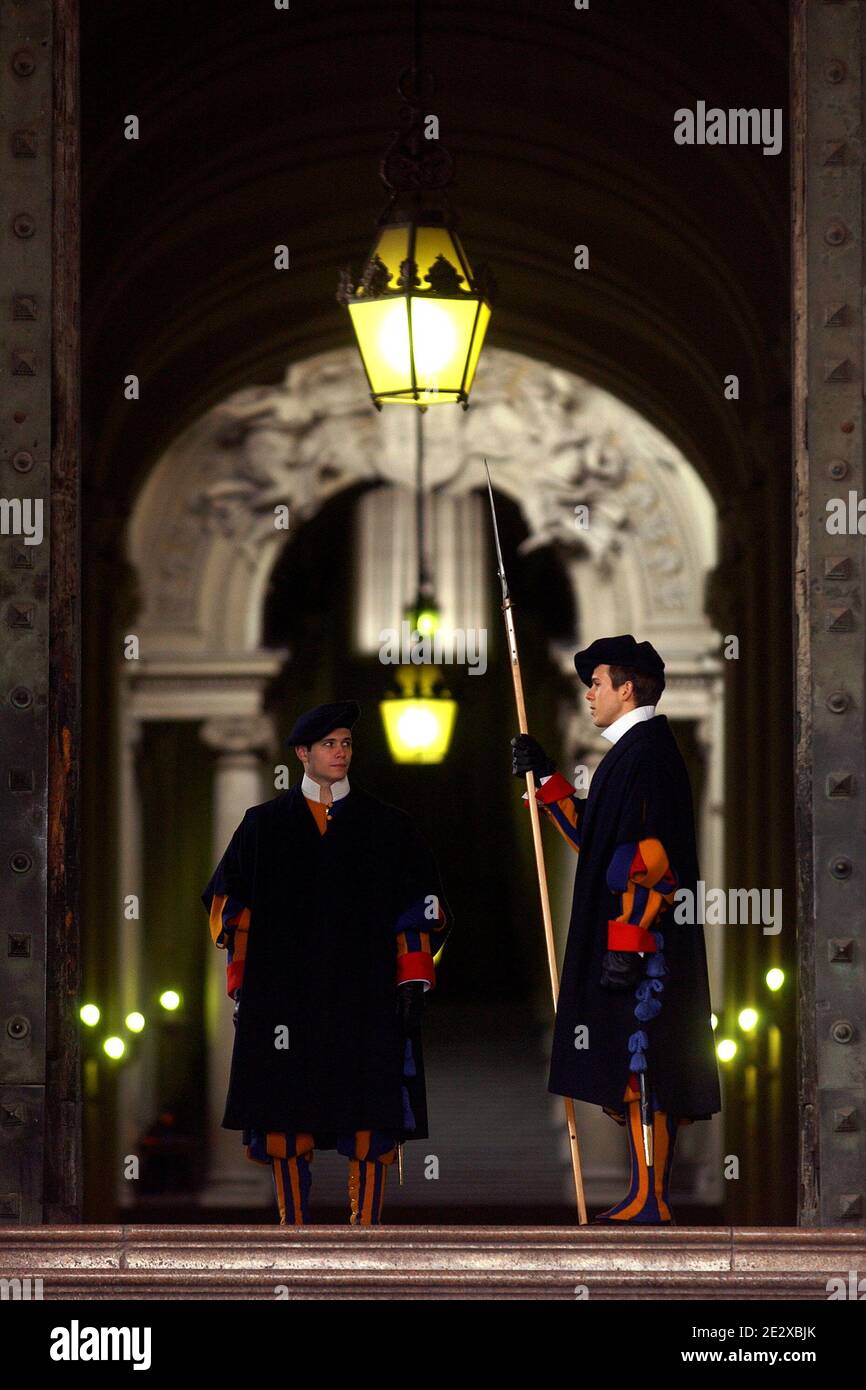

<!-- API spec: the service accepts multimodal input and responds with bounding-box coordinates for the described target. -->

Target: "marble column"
[198,714,275,1209]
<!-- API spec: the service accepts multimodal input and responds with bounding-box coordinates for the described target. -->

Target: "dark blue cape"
[202,784,447,1145]
[548,715,721,1119]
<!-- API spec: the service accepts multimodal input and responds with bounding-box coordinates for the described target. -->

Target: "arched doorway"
[113,345,724,1219]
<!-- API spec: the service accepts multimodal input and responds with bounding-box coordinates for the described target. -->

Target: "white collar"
[600,704,657,745]
[301,772,350,803]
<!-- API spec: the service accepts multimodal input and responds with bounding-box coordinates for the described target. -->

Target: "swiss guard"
[202,701,450,1226]
[512,636,720,1224]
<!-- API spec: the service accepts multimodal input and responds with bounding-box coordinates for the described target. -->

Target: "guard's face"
[585,665,632,728]
[297,727,353,781]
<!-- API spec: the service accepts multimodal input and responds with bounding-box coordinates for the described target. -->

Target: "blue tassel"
[634,977,664,1021]
[647,951,667,978]
[627,1028,649,1072]
[635,997,661,1021]
[403,1038,417,1078]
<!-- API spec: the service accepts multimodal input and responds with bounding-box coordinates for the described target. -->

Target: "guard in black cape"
[512,636,720,1223]
[202,700,450,1226]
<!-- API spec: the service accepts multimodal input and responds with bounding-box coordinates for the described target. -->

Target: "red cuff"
[227,960,245,996]
[396,951,436,988]
[607,921,658,953]
[530,771,575,805]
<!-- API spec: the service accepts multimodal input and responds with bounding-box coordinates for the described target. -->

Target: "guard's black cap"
[573,634,665,690]
[286,700,360,748]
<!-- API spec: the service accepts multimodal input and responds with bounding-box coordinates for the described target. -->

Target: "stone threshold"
[1,1226,864,1299]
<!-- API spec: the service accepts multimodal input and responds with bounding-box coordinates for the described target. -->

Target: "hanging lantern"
[380,665,457,764]
[339,216,493,409]
[337,37,495,410]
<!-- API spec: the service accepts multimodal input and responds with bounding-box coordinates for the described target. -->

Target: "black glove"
[396,981,425,1035]
[511,733,555,779]
[600,950,643,991]
[232,989,241,1028]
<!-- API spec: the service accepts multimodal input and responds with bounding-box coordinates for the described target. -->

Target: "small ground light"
[710,1012,718,1030]
[103,1036,125,1060]
[717,1038,737,1062]
[766,968,785,991]
[125,1011,145,1033]
[79,1004,100,1027]
[159,990,181,1011]
[738,1007,759,1031]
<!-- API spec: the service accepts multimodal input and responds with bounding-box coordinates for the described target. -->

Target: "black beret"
[286,701,360,748]
[573,634,665,690]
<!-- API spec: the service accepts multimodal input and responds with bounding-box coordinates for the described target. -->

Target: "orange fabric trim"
[607,1099,650,1221]
[304,797,330,835]
[652,1111,672,1221]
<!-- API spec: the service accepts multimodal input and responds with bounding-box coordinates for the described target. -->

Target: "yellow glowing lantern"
[380,666,457,765]
[339,217,493,410]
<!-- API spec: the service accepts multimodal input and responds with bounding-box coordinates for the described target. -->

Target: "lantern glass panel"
[410,296,479,394]
[462,301,492,395]
[367,225,409,286]
[413,226,471,287]
[348,297,413,393]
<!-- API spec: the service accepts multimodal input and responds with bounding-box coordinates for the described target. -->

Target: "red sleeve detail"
[227,959,245,996]
[533,771,575,805]
[396,951,436,988]
[607,921,658,953]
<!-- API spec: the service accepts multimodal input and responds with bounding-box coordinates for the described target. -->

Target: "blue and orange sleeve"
[605,838,678,952]
[208,893,251,997]
[395,893,448,991]
[523,770,582,854]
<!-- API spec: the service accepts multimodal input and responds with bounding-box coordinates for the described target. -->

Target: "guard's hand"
[511,733,554,779]
[396,980,425,1035]
[232,989,241,1027]
[600,950,642,991]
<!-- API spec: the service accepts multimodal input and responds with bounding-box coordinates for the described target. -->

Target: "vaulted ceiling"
[81,0,790,525]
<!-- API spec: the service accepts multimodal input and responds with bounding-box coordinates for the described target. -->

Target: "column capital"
[200,714,274,756]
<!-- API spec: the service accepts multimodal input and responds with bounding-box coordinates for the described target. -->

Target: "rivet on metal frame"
[830,1020,856,1045]
[823,557,852,580]
[826,607,854,632]
[824,58,847,84]
[825,691,850,713]
[828,938,854,962]
[10,49,35,77]
[833,1109,858,1133]
[829,857,853,879]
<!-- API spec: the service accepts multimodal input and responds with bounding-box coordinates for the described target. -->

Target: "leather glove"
[396,980,425,1035]
[600,950,643,991]
[232,989,241,1028]
[511,733,555,779]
